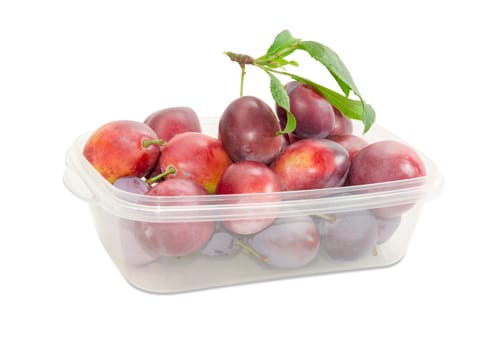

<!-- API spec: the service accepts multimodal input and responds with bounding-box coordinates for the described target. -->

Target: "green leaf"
[266,71,296,134]
[266,30,301,57]
[315,84,375,133]
[271,70,375,132]
[298,40,361,99]
[267,58,299,69]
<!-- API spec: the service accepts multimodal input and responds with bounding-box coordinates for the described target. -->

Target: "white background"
[1,0,502,349]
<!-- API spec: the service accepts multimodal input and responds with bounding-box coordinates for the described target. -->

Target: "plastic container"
[63,121,443,293]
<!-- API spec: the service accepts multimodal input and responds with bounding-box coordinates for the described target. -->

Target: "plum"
[83,120,161,183]
[348,140,426,185]
[376,215,402,245]
[158,132,233,194]
[119,219,159,266]
[144,106,201,142]
[247,216,320,269]
[201,225,240,258]
[329,107,354,136]
[219,96,283,164]
[348,140,426,217]
[271,138,350,191]
[136,179,215,257]
[318,211,378,261]
[276,82,335,139]
[216,160,281,235]
[327,134,369,162]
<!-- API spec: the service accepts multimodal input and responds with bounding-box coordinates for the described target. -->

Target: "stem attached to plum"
[143,139,167,148]
[240,64,246,97]
[146,166,176,185]
[235,239,269,263]
[224,51,255,97]
[315,213,336,223]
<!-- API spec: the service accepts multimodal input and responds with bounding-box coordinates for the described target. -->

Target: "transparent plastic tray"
[64,122,443,293]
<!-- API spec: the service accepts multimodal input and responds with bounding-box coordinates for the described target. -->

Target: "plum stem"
[224,51,255,97]
[235,239,269,263]
[224,51,254,65]
[240,64,246,97]
[315,213,336,222]
[143,139,167,148]
[146,166,176,185]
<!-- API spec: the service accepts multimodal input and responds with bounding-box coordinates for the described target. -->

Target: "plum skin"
[159,132,232,194]
[348,140,426,218]
[247,216,320,269]
[348,140,426,185]
[319,211,378,261]
[144,106,201,142]
[219,96,283,164]
[329,107,354,136]
[277,83,335,139]
[216,160,282,235]
[136,179,215,257]
[83,120,160,183]
[327,134,369,162]
[201,226,240,258]
[271,138,350,191]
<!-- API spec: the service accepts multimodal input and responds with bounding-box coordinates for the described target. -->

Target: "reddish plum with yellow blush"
[159,132,232,194]
[271,139,350,191]
[83,120,161,183]
[216,161,281,235]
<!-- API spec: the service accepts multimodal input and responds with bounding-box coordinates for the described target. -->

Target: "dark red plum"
[329,107,354,136]
[144,107,201,142]
[277,83,335,139]
[136,179,215,257]
[219,96,283,164]
[216,161,281,235]
[271,138,350,191]
[247,216,320,269]
[276,81,300,129]
[318,211,378,261]
[327,134,369,162]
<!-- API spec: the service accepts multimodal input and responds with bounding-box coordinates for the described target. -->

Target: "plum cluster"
[83,82,426,269]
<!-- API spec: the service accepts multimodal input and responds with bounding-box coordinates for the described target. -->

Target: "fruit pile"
[82,30,426,269]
